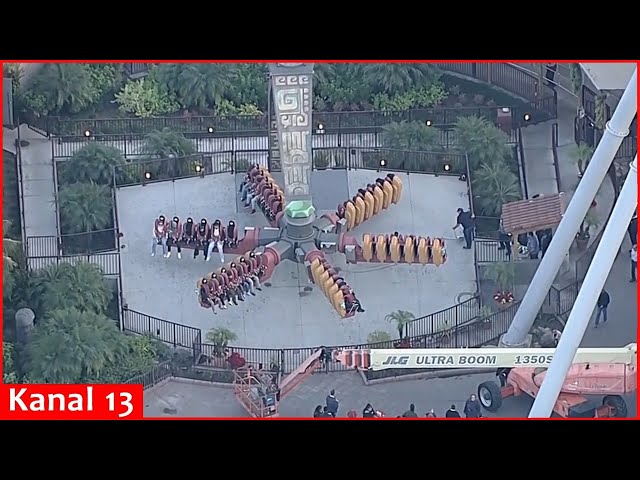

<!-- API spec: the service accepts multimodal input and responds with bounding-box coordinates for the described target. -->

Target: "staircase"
[278,349,323,398]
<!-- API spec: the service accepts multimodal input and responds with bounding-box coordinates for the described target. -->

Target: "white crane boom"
[333,344,637,371]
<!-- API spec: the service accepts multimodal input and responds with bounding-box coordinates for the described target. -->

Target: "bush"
[372,85,448,111]
[454,116,510,170]
[382,121,441,151]
[59,182,113,235]
[114,78,180,118]
[472,159,522,216]
[59,143,125,186]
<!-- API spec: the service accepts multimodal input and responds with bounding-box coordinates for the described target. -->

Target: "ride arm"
[334,344,637,371]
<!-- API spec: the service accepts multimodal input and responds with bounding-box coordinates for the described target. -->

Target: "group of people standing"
[198,253,266,314]
[311,391,484,419]
[152,215,240,262]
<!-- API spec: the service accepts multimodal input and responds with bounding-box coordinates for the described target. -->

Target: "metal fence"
[50,124,518,160]
[122,308,202,358]
[37,105,523,140]
[124,361,172,390]
[26,252,121,276]
[433,62,557,121]
[26,228,118,257]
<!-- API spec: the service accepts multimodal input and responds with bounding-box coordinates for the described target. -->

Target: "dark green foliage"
[59,143,125,186]
[58,182,113,234]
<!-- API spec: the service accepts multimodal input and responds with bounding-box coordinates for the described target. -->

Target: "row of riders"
[198,253,267,314]
[239,165,284,222]
[152,216,239,262]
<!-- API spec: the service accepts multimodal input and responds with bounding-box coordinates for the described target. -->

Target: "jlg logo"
[381,356,410,366]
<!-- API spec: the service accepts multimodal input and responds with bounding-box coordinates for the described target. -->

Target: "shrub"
[114,78,180,118]
[472,160,522,216]
[372,85,448,111]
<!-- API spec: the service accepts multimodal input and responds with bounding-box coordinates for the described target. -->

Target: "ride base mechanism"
[333,344,637,371]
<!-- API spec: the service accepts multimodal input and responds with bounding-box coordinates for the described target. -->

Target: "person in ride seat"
[210,274,227,310]
[166,216,182,259]
[181,217,196,245]
[194,218,210,260]
[151,215,167,257]
[228,277,245,304]
[198,278,213,310]
[336,202,346,219]
[226,220,238,249]
[239,256,262,291]
[206,219,226,263]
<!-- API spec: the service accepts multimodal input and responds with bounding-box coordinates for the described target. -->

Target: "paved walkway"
[3,125,58,252]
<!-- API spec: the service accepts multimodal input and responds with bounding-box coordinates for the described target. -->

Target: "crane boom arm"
[333,344,637,371]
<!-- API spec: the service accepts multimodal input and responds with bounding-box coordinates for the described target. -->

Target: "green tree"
[363,63,441,95]
[3,220,21,300]
[141,128,196,158]
[114,78,180,118]
[62,143,126,186]
[27,307,126,383]
[226,64,268,109]
[3,342,18,383]
[206,327,237,357]
[154,63,233,111]
[472,160,522,216]
[59,182,113,234]
[385,310,415,339]
[454,116,510,170]
[35,262,111,315]
[382,121,440,151]
[25,64,95,114]
[569,142,593,178]
[84,334,170,383]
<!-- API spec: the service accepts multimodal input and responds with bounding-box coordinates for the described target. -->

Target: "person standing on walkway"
[325,390,339,416]
[362,403,376,418]
[628,214,637,246]
[527,232,540,260]
[498,220,512,258]
[445,405,461,418]
[402,403,419,418]
[454,208,475,250]
[594,290,610,328]
[425,409,437,418]
[464,394,482,418]
[630,245,637,283]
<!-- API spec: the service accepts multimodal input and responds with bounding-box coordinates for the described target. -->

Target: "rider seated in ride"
[226,220,238,248]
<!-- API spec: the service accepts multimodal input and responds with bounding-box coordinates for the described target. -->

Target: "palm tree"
[59,182,112,236]
[28,64,94,114]
[454,116,510,170]
[227,63,268,109]
[27,307,127,383]
[141,128,196,158]
[36,262,111,314]
[363,63,440,95]
[3,220,21,300]
[156,63,233,111]
[206,327,237,357]
[472,160,522,216]
[382,121,440,151]
[569,142,593,178]
[385,310,415,339]
[312,63,336,92]
[62,143,125,186]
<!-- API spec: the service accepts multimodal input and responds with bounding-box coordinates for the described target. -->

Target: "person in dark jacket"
[463,394,482,418]
[594,290,610,328]
[313,405,323,418]
[454,208,475,249]
[321,406,334,417]
[362,403,376,418]
[445,405,461,418]
[402,403,418,418]
[325,390,339,416]
[628,215,637,246]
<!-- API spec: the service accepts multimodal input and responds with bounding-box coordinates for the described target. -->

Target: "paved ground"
[145,368,637,418]
[116,170,475,347]
[3,125,58,249]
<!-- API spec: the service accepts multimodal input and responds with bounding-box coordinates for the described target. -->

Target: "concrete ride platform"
[115,170,476,348]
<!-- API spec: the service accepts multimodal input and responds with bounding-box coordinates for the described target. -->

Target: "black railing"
[26,228,118,257]
[123,63,153,78]
[113,153,236,187]
[551,122,562,193]
[122,308,202,359]
[25,252,121,276]
[474,238,514,263]
[404,296,479,337]
[516,127,529,199]
[125,361,172,389]
[433,62,557,122]
[40,107,521,140]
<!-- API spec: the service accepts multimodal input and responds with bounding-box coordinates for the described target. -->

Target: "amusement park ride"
[205,64,637,419]
[198,63,447,317]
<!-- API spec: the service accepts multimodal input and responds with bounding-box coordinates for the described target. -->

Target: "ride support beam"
[502,68,637,347]
[529,157,638,418]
